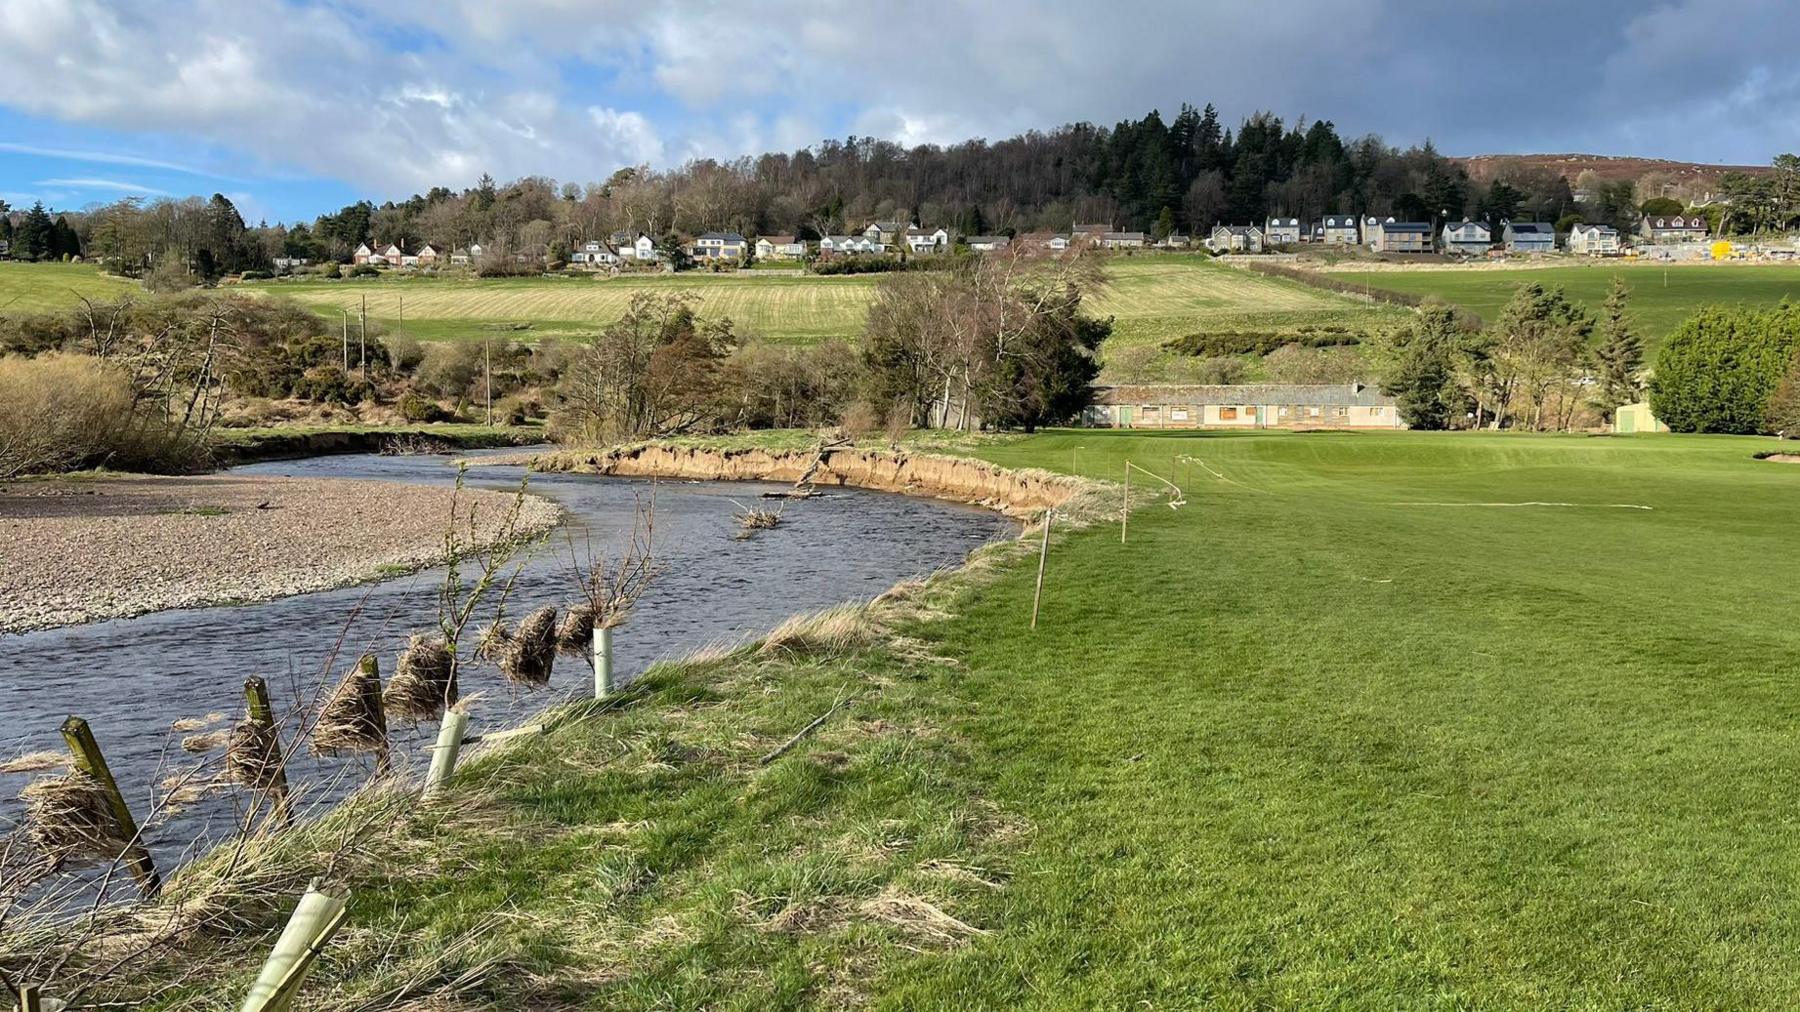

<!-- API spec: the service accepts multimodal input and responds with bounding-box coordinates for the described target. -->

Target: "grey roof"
[1096,383,1394,407]
[966,235,1010,244]
[1380,222,1432,234]
[1104,231,1148,240]
[1322,214,1358,227]
[1573,223,1618,235]
[697,232,747,242]
[1216,225,1261,235]
[1266,217,1300,227]
[1507,222,1554,235]
[1444,221,1490,235]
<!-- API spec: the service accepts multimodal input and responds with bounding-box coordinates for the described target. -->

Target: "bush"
[812,254,914,276]
[348,265,380,278]
[417,342,484,398]
[397,391,449,423]
[1767,354,1800,438]
[315,263,342,279]
[0,355,136,477]
[1651,305,1800,433]
[383,333,425,373]
[239,270,272,281]
[291,365,354,404]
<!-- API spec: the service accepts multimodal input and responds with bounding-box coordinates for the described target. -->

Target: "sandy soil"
[1765,453,1800,463]
[0,473,560,633]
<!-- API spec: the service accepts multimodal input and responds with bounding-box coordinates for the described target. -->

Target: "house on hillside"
[1367,218,1431,253]
[1264,217,1302,244]
[755,235,805,260]
[0,239,10,259]
[1567,222,1621,255]
[966,235,1010,251]
[1100,231,1147,249]
[1158,232,1191,249]
[414,245,439,267]
[449,243,483,265]
[1072,222,1112,238]
[351,242,383,266]
[820,235,886,256]
[1502,221,1557,253]
[1440,220,1492,255]
[629,235,658,261]
[1319,214,1360,245]
[1640,214,1708,242]
[1209,225,1264,253]
[1047,234,1073,252]
[571,240,619,267]
[904,226,950,253]
[692,232,749,259]
[864,222,905,244]
[1083,383,1404,430]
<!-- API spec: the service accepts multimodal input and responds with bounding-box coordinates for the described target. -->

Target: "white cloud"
[34,177,172,196]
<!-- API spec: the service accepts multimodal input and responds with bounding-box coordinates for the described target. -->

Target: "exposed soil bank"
[503,443,1090,518]
[0,473,560,632]
[1764,453,1800,463]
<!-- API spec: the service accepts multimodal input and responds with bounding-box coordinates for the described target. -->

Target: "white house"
[904,226,950,253]
[1047,234,1072,252]
[631,235,658,261]
[1640,214,1708,243]
[1264,217,1302,245]
[1100,231,1148,249]
[571,240,619,267]
[692,232,749,259]
[1503,221,1557,253]
[1567,223,1621,255]
[822,235,886,256]
[755,235,805,260]
[1319,214,1360,245]
[966,235,1010,251]
[1440,220,1492,256]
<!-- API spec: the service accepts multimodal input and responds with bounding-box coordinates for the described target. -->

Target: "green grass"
[247,256,1394,350]
[92,428,1800,1008]
[0,261,138,312]
[1327,261,1800,349]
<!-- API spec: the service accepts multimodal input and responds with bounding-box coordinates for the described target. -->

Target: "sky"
[1,0,1796,223]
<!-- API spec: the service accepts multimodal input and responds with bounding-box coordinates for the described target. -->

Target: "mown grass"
[1326,261,1800,350]
[0,261,138,312]
[246,257,1394,351]
[48,428,1800,1008]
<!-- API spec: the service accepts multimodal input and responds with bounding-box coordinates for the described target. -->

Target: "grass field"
[1328,261,1800,349]
[244,256,1395,349]
[114,429,1800,1008]
[0,261,137,312]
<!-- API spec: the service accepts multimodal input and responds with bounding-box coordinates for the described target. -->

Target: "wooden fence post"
[423,711,470,797]
[1030,508,1052,630]
[59,716,160,897]
[243,677,293,828]
[356,655,391,776]
[593,626,615,698]
[17,983,42,1012]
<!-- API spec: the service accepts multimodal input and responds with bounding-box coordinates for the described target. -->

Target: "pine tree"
[14,202,53,261]
[1591,277,1643,422]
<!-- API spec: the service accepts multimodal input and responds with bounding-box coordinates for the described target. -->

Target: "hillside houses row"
[1205,213,1710,255]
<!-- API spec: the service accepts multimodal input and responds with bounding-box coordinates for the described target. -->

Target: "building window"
[1219,407,1238,420]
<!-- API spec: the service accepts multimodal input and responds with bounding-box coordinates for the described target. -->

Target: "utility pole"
[484,337,493,425]
[341,311,349,373]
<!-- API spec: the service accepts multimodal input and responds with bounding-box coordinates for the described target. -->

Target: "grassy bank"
[1326,261,1800,350]
[209,422,545,465]
[0,261,138,312]
[29,428,1800,1007]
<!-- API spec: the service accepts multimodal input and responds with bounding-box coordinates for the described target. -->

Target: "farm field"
[0,261,137,312]
[122,428,1800,1007]
[1327,261,1800,349]
[245,256,1397,349]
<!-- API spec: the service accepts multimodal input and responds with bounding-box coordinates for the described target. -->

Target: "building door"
[1117,406,1134,428]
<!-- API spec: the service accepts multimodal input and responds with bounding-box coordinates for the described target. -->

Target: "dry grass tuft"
[734,890,849,936]
[20,771,130,864]
[0,750,68,774]
[170,712,228,733]
[556,602,596,657]
[499,606,558,686]
[858,886,989,946]
[387,634,456,722]
[180,731,230,754]
[472,620,511,664]
[224,718,283,789]
[312,663,388,755]
[759,603,882,659]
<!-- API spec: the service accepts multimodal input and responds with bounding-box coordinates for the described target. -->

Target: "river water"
[0,450,1013,874]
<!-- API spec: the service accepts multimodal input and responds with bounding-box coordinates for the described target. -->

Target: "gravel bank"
[0,473,561,633]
